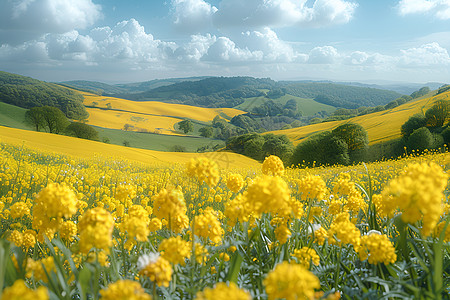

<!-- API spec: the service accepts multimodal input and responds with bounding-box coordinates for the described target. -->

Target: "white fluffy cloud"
[171,0,218,33]
[0,0,102,44]
[308,46,339,64]
[398,42,450,66]
[172,0,357,32]
[398,0,450,20]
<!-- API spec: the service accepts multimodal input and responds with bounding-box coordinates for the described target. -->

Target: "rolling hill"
[269,89,450,145]
[81,91,245,135]
[0,126,259,169]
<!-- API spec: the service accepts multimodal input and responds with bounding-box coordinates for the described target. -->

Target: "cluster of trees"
[25,106,98,140]
[283,82,401,109]
[291,123,369,167]
[0,71,88,120]
[401,100,450,152]
[226,133,294,163]
[322,87,431,123]
[121,77,276,108]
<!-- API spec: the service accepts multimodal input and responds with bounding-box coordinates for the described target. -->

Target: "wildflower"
[186,157,220,187]
[359,232,397,265]
[149,217,162,232]
[264,261,320,300]
[245,175,291,218]
[312,226,328,245]
[193,242,208,264]
[121,205,150,242]
[100,280,151,300]
[194,207,224,244]
[8,230,23,247]
[262,155,285,176]
[152,188,189,233]
[328,213,361,251]
[115,184,136,208]
[159,236,191,265]
[292,247,320,268]
[1,279,48,300]
[274,224,291,245]
[196,282,251,300]
[224,194,250,227]
[32,182,78,242]
[226,173,245,193]
[10,202,30,219]
[26,257,55,283]
[381,162,448,236]
[22,230,36,248]
[78,207,115,253]
[59,221,77,242]
[297,175,327,201]
[138,252,173,287]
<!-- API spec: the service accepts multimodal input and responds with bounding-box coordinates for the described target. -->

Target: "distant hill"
[59,76,211,95]
[280,82,402,109]
[0,71,88,120]
[269,88,450,145]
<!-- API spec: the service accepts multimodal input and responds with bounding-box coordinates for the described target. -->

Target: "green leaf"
[226,252,243,284]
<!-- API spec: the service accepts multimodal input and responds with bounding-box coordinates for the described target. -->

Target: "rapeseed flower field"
[0,141,449,299]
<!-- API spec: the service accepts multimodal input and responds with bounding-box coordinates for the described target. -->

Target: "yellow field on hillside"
[85,108,180,135]
[270,90,450,145]
[0,126,259,169]
[81,91,245,134]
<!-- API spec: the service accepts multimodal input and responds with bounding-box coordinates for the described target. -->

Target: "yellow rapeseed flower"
[100,280,151,300]
[264,261,320,300]
[138,252,173,287]
[262,155,285,176]
[159,236,191,265]
[78,207,115,254]
[196,282,251,300]
[358,231,397,265]
[1,279,48,300]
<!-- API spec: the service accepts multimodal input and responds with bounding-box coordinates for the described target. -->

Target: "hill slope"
[0,71,87,119]
[81,91,245,135]
[0,126,259,169]
[269,90,450,145]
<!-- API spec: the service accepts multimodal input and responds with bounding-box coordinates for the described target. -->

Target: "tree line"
[25,106,98,141]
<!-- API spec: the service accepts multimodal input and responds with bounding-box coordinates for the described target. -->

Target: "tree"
[425,100,450,128]
[407,127,433,152]
[65,122,99,140]
[442,127,450,145]
[199,126,214,138]
[401,114,427,138]
[40,106,70,133]
[262,134,294,163]
[178,119,193,134]
[331,123,368,163]
[25,107,45,131]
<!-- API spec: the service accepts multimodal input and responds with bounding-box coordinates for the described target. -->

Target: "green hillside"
[0,71,87,120]
[234,94,336,116]
[0,102,31,130]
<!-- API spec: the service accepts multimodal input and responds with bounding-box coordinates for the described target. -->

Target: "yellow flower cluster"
[332,173,366,215]
[358,232,397,265]
[159,236,191,265]
[194,207,224,244]
[224,194,251,227]
[186,157,220,187]
[245,175,291,218]
[26,257,55,283]
[262,155,285,176]
[226,173,245,193]
[138,253,173,287]
[328,213,361,251]
[121,205,150,242]
[1,279,48,300]
[78,207,115,253]
[100,280,151,300]
[274,224,291,245]
[297,175,328,201]
[196,282,251,300]
[292,247,320,269]
[264,261,320,300]
[9,201,30,219]
[32,182,78,242]
[381,162,448,236]
[152,188,189,233]
[59,221,77,242]
[115,184,137,208]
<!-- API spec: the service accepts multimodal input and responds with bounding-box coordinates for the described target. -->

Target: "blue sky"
[0,0,449,84]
